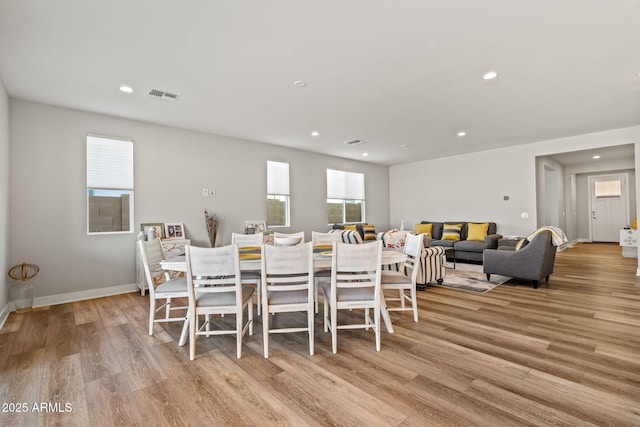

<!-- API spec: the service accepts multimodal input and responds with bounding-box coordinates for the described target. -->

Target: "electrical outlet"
[210,189,216,197]
[202,188,208,196]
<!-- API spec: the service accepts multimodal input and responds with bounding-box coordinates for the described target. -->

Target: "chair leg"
[533,280,538,289]
[411,285,418,322]
[263,306,269,358]
[236,311,242,359]
[308,304,314,356]
[486,274,491,281]
[189,311,196,361]
[331,305,338,354]
[149,297,156,336]
[374,306,381,352]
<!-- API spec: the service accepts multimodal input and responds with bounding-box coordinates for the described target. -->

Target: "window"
[595,179,622,198]
[87,135,134,234]
[326,169,365,223]
[266,161,290,227]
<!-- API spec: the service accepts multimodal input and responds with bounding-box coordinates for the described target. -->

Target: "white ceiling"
[1,0,639,165]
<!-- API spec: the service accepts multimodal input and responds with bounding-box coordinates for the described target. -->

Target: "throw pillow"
[343,224,357,230]
[415,223,432,237]
[363,224,376,240]
[442,223,462,241]
[467,222,489,241]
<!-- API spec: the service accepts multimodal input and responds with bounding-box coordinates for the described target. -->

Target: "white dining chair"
[381,233,423,322]
[231,232,263,316]
[321,240,383,353]
[273,231,305,246]
[185,244,254,360]
[311,231,344,313]
[138,238,189,336]
[260,242,314,358]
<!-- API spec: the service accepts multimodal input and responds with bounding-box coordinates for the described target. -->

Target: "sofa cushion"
[442,223,463,241]
[415,223,432,236]
[468,222,489,241]
[430,239,455,248]
[454,239,491,253]
[421,221,443,239]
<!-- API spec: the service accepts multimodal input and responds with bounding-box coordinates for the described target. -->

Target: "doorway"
[588,173,629,242]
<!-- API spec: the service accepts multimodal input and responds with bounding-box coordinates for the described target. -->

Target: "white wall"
[389,126,640,240]
[9,100,390,300]
[0,79,9,316]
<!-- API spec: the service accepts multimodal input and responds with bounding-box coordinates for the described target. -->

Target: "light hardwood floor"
[1,242,639,426]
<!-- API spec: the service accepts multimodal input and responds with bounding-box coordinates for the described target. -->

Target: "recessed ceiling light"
[293,80,307,87]
[483,71,498,80]
[119,85,134,93]
[311,131,319,137]
[400,144,408,148]
[362,153,369,157]
[593,155,601,159]
[457,131,466,137]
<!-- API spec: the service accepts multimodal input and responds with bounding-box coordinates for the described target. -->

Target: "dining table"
[160,246,408,347]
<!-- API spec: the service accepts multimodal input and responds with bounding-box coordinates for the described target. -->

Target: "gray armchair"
[483,230,557,289]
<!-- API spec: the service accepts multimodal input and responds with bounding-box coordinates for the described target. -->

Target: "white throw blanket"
[527,226,568,246]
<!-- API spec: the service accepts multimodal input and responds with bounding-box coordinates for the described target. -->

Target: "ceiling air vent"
[146,88,181,103]
[344,139,365,146]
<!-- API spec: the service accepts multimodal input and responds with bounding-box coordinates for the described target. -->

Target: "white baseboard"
[33,283,139,308]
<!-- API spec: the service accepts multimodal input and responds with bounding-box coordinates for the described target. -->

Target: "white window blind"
[87,135,133,189]
[267,161,290,195]
[326,169,365,200]
[595,179,621,198]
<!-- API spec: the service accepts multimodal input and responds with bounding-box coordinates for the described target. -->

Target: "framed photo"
[165,222,185,239]
[141,223,164,240]
[245,220,266,234]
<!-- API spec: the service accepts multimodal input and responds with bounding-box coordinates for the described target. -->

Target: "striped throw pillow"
[363,224,376,240]
[442,223,462,241]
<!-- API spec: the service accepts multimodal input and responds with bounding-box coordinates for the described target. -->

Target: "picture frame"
[165,222,185,239]
[141,223,164,240]
[245,220,266,234]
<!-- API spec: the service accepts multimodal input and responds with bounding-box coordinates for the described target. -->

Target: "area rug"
[431,263,511,294]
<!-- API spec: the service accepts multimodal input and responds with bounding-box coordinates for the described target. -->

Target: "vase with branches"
[204,209,219,247]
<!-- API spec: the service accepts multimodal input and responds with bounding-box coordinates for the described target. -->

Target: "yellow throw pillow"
[363,224,376,240]
[442,223,462,241]
[415,223,432,237]
[343,224,357,230]
[467,223,489,241]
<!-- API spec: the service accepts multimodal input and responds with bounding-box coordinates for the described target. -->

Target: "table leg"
[380,293,394,333]
[178,312,190,346]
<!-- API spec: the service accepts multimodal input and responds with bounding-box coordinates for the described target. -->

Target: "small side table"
[620,229,638,258]
[497,237,524,251]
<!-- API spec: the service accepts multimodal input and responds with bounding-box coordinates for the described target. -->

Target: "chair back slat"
[232,232,263,248]
[312,231,343,247]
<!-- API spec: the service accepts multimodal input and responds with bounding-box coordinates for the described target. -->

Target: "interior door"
[589,174,629,242]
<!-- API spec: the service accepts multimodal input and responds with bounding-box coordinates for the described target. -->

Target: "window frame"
[326,169,366,224]
[266,160,290,228]
[86,135,134,235]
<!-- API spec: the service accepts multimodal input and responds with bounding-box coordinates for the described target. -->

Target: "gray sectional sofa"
[419,221,502,263]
